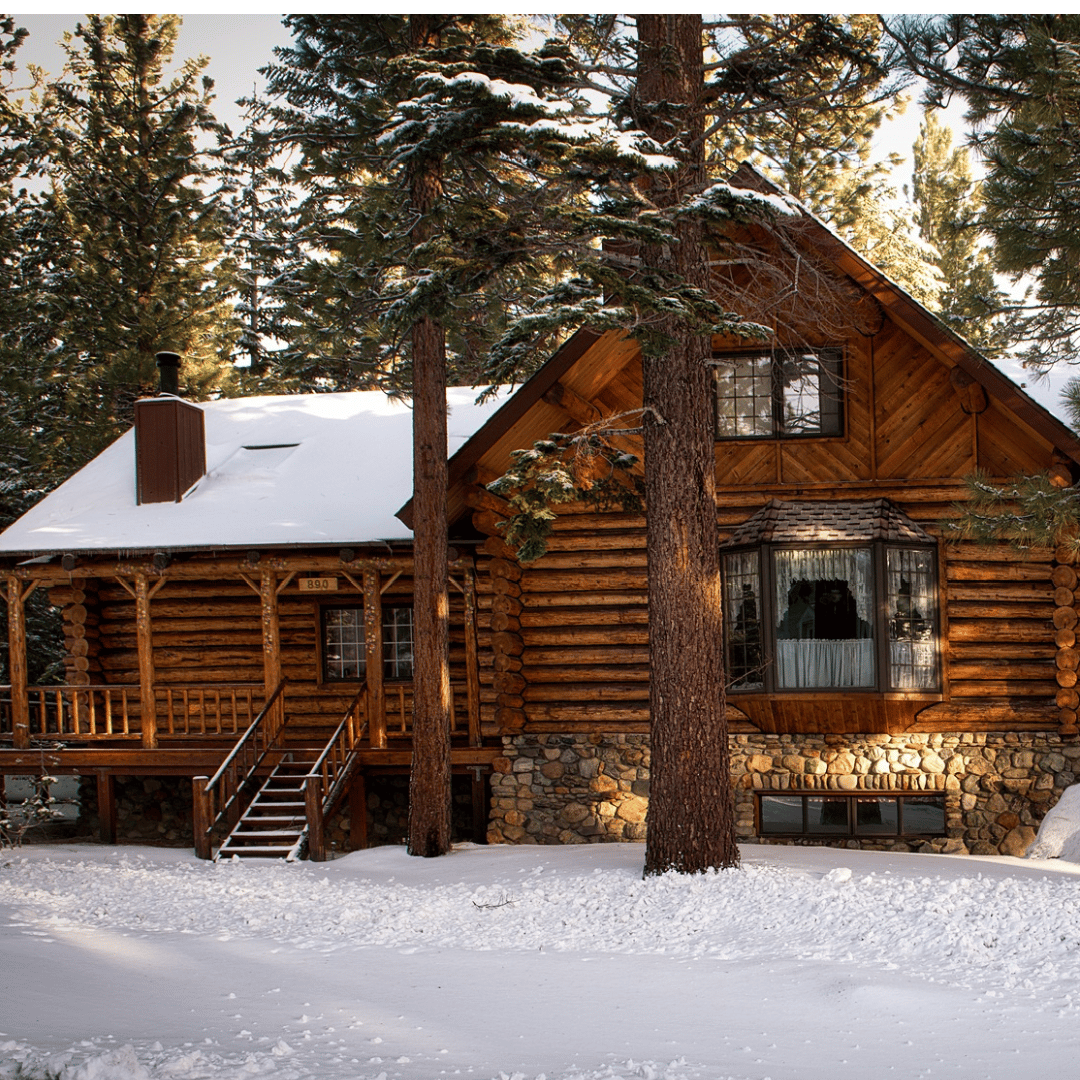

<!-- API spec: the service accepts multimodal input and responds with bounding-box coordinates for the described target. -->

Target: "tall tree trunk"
[406,15,452,858]
[637,15,739,875]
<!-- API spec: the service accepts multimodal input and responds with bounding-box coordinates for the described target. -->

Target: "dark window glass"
[758,793,945,838]
[901,795,946,835]
[714,349,843,439]
[322,605,414,682]
[760,795,804,834]
[723,550,763,690]
[855,796,899,835]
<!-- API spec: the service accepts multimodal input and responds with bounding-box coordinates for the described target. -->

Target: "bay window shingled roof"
[721,498,934,547]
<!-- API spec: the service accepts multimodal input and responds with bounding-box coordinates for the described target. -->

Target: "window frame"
[756,792,946,839]
[722,539,941,695]
[317,602,415,685]
[712,346,845,441]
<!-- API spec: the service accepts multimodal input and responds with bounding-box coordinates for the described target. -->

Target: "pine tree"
[265,15,599,855]
[488,15,888,873]
[911,109,1007,354]
[887,15,1080,369]
[0,17,65,686]
[223,91,304,391]
[38,14,237,473]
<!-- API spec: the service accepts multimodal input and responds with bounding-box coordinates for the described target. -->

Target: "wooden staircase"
[194,685,367,862]
[215,750,318,861]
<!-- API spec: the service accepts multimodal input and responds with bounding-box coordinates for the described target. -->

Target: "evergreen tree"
[887,15,1080,369]
[911,109,1007,354]
[489,15,888,873]
[0,16,64,686]
[264,14,597,856]
[38,14,237,473]
[223,91,304,391]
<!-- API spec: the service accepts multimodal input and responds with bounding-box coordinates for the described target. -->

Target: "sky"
[7,13,1073,421]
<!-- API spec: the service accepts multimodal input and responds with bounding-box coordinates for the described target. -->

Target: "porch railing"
[381,680,473,738]
[0,683,264,741]
[303,690,367,862]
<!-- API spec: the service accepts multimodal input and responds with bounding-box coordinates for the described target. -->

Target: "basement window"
[758,792,945,838]
[321,605,414,682]
[713,348,843,439]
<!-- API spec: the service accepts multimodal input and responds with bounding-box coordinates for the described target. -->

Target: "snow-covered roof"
[0,388,507,556]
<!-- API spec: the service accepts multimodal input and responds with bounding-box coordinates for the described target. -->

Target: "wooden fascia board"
[396,327,603,530]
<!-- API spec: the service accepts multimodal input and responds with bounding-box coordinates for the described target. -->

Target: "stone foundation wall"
[78,776,194,846]
[488,731,1080,855]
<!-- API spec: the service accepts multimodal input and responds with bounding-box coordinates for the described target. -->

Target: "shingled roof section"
[721,498,935,548]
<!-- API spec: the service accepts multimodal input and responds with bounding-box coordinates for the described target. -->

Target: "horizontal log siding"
[497,500,1059,736]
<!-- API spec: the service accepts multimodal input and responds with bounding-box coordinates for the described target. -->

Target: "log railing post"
[133,573,158,749]
[5,575,35,749]
[364,567,386,748]
[259,567,283,736]
[192,776,212,859]
[305,778,325,862]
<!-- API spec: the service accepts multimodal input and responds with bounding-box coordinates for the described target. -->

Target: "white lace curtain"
[773,547,873,625]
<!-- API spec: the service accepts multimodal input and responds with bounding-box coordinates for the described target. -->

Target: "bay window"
[722,529,939,694]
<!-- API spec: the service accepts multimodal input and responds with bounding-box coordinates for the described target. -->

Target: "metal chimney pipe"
[156,351,181,396]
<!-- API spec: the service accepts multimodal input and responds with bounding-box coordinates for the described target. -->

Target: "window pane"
[760,795,803,833]
[324,607,365,681]
[715,355,773,437]
[887,547,938,689]
[854,796,899,835]
[383,606,414,680]
[723,551,763,690]
[901,795,945,835]
[774,548,875,688]
[806,796,851,833]
[779,350,843,437]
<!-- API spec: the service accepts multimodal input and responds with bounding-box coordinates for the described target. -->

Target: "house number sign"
[300,576,338,592]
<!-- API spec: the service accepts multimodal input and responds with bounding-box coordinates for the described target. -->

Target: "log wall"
[464,312,1072,740]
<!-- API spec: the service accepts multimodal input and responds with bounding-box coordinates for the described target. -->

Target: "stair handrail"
[301,689,367,861]
[195,677,288,851]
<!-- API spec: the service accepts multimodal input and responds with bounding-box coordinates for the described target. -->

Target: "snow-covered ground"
[2,841,1080,1080]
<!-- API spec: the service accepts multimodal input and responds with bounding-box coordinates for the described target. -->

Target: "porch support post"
[305,778,325,861]
[259,567,283,734]
[191,776,212,859]
[96,771,117,844]
[463,567,482,747]
[364,568,386,748]
[6,575,36,749]
[134,573,157,749]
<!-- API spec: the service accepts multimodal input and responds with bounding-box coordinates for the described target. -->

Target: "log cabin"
[4,164,1080,857]
[0,384,506,856]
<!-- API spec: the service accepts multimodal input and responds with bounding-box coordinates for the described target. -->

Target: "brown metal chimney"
[135,353,206,504]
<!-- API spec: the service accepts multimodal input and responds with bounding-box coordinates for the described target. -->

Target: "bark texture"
[637,15,740,874]
[406,13,453,857]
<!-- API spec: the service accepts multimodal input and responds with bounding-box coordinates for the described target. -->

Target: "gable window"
[322,605,414,682]
[713,348,843,439]
[721,501,940,695]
